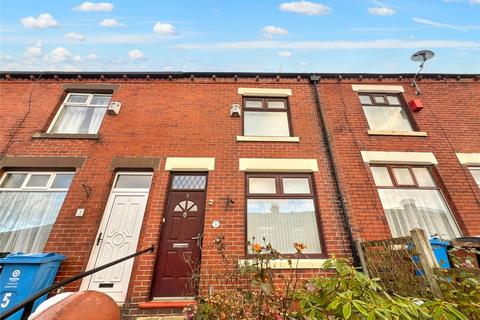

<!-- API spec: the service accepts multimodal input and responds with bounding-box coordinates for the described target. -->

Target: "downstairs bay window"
[370,165,461,239]
[0,171,74,253]
[246,174,323,255]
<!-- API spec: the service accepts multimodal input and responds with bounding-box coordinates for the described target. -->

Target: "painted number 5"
[1,292,12,308]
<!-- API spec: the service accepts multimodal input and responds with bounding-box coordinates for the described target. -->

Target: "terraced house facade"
[0,72,479,318]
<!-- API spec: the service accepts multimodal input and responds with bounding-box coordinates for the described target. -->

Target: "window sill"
[238,258,327,269]
[236,136,300,142]
[32,133,100,140]
[367,130,427,137]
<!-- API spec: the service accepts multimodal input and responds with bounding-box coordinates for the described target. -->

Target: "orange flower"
[251,243,262,253]
[294,242,306,253]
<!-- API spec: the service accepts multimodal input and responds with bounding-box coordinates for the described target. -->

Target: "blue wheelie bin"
[0,253,65,320]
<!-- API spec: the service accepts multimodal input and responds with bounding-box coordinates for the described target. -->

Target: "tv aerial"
[411,50,435,95]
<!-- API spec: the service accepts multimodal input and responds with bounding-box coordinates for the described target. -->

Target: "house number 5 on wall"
[1,292,12,308]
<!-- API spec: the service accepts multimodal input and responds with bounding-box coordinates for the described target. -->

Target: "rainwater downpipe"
[309,74,360,267]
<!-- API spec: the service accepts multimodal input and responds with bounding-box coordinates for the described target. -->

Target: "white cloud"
[85,54,100,60]
[44,47,72,64]
[176,39,480,50]
[65,32,86,42]
[278,51,293,57]
[99,18,125,27]
[73,1,114,12]
[24,46,43,58]
[153,22,177,35]
[367,6,395,16]
[0,53,13,62]
[470,0,480,4]
[413,17,468,31]
[128,49,145,60]
[279,1,331,16]
[21,13,59,29]
[263,26,288,38]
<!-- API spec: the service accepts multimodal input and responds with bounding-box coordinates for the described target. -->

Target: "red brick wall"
[317,78,480,241]
[0,76,351,318]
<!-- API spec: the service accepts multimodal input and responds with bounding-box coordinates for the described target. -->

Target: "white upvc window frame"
[110,171,153,193]
[0,171,74,192]
[47,92,111,134]
[468,167,480,187]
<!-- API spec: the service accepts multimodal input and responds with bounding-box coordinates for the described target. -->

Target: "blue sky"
[1,0,479,73]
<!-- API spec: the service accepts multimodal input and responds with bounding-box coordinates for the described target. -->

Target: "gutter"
[310,74,360,267]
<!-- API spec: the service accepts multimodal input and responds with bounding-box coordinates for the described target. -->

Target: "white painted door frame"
[80,172,152,303]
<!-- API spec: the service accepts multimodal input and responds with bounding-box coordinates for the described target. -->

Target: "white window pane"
[363,106,413,131]
[115,174,152,188]
[0,173,27,188]
[52,106,106,134]
[247,199,322,254]
[412,168,436,187]
[359,95,372,105]
[0,191,67,253]
[244,111,290,136]
[370,167,393,186]
[26,174,51,187]
[469,168,480,187]
[90,95,111,106]
[282,178,310,194]
[374,96,386,104]
[249,178,276,194]
[267,100,286,109]
[245,100,262,108]
[392,168,415,186]
[51,174,74,189]
[67,94,89,104]
[377,188,461,239]
[386,96,400,105]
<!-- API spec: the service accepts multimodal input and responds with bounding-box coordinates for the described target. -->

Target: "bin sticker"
[5,269,21,289]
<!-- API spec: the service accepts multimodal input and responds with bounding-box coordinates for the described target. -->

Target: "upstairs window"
[370,165,461,239]
[0,171,74,253]
[243,98,291,137]
[358,93,414,132]
[469,167,480,187]
[49,93,112,134]
[246,174,323,255]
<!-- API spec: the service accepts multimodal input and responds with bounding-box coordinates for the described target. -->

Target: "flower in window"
[251,243,262,253]
[294,242,306,254]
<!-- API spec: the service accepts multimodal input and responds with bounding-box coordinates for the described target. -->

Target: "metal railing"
[0,245,154,320]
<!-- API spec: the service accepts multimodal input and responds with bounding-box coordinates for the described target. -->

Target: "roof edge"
[1,71,479,81]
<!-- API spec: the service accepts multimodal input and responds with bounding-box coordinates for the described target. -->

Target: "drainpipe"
[309,74,360,267]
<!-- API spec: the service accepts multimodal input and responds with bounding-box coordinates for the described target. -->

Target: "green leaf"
[367,312,376,320]
[343,302,352,319]
[352,300,369,316]
[447,306,469,320]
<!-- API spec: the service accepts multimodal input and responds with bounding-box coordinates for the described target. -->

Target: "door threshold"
[139,298,196,309]
[152,296,195,302]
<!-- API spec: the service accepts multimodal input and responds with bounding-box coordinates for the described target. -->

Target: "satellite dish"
[410,50,435,96]
[411,50,435,63]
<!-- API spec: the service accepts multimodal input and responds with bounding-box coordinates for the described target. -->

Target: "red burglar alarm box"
[408,99,424,112]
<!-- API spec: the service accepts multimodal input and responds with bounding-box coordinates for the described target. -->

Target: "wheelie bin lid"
[429,237,450,246]
[0,252,66,264]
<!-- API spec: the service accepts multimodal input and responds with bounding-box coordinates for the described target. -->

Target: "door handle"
[192,233,203,248]
[96,232,103,246]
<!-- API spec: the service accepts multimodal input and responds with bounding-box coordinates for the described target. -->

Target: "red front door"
[152,174,207,297]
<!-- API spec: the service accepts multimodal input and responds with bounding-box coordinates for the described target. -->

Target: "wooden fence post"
[410,228,444,299]
[355,239,370,278]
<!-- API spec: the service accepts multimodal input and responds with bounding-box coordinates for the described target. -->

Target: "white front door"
[81,172,152,303]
